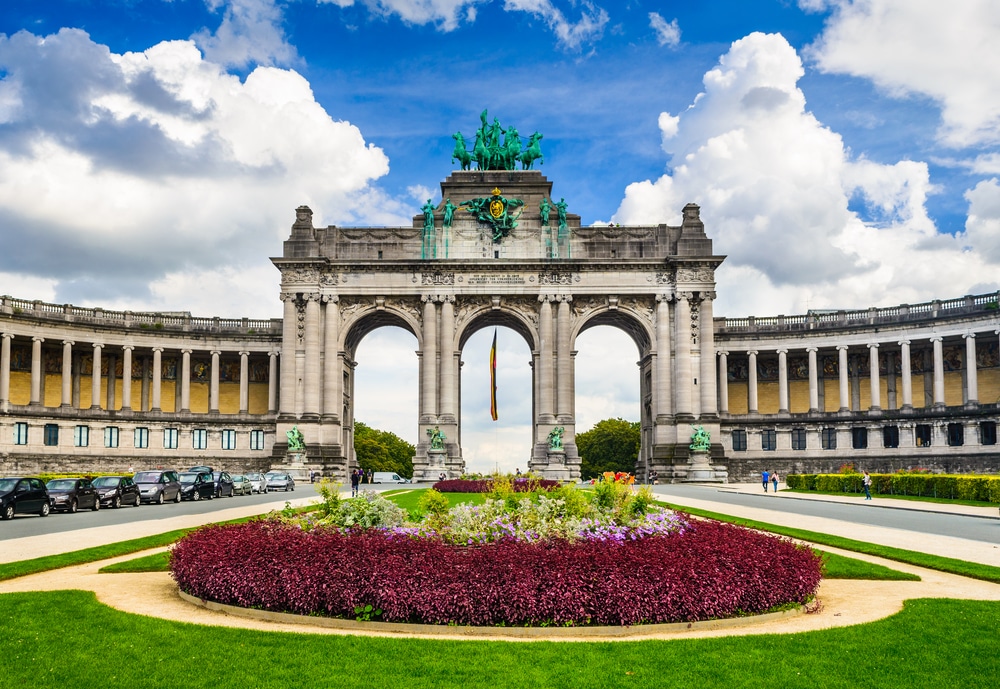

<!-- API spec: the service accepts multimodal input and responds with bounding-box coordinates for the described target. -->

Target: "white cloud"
[0,28,398,317]
[961,179,1000,263]
[194,0,298,68]
[648,12,680,48]
[613,32,1000,317]
[319,0,608,48]
[806,0,1000,147]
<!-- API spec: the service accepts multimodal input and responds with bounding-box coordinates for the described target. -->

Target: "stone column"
[90,343,103,410]
[106,352,117,410]
[777,348,789,413]
[30,336,43,406]
[268,351,279,414]
[807,346,819,412]
[239,350,250,414]
[837,345,849,411]
[868,343,881,411]
[61,341,74,407]
[440,296,457,422]
[179,349,191,412]
[322,296,340,420]
[898,340,912,409]
[421,295,438,422]
[654,294,673,420]
[302,294,322,418]
[0,333,11,412]
[151,347,163,411]
[746,349,758,414]
[699,292,717,416]
[556,295,573,421]
[931,336,945,407]
[279,293,298,418]
[538,295,555,422]
[121,346,133,411]
[210,349,221,413]
[674,294,693,418]
[716,350,729,414]
[964,333,978,406]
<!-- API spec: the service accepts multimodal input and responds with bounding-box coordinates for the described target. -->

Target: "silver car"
[245,472,268,494]
[264,471,295,492]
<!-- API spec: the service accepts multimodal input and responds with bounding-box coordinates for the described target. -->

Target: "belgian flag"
[489,329,498,421]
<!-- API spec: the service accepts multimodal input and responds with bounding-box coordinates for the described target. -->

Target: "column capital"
[806,346,818,353]
[421,293,437,304]
[151,346,164,353]
[62,339,75,347]
[867,342,879,350]
[210,349,222,357]
[269,350,280,358]
[32,335,45,343]
[655,292,675,304]
[279,291,298,302]
[301,292,321,302]
[897,339,910,347]
[776,348,788,355]
[442,294,456,304]
[239,350,250,357]
[92,342,104,350]
[746,349,758,357]
[716,349,729,357]
[676,290,695,302]
[558,294,573,304]
[929,335,943,343]
[1,332,12,341]
[537,294,555,303]
[322,294,340,304]
[836,344,849,351]
[963,332,976,340]
[181,348,193,355]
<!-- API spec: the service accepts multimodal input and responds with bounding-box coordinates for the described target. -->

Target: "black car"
[92,475,142,508]
[178,471,216,501]
[134,470,183,504]
[0,477,50,520]
[212,471,235,498]
[45,477,100,513]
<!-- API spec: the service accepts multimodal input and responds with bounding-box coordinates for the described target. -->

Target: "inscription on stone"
[466,274,526,285]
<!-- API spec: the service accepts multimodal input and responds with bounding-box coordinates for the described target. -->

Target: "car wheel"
[39,502,50,517]
[156,492,164,505]
[92,499,100,512]
[134,494,142,507]
[2,504,14,520]
[69,499,78,514]
[192,490,201,502]
[174,490,181,503]
[112,496,121,509]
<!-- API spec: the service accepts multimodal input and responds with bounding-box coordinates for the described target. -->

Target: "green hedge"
[785,473,1000,503]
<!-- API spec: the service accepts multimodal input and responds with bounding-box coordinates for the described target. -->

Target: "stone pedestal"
[680,449,727,483]
[539,449,572,481]
[270,452,311,481]
[416,449,449,482]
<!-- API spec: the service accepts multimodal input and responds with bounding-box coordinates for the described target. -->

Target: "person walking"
[771,471,779,493]
[863,471,872,500]
[350,468,360,497]
[762,469,770,492]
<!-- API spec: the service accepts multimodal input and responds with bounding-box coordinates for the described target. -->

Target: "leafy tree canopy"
[576,417,640,479]
[354,422,415,479]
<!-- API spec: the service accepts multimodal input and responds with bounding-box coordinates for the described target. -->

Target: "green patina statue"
[286,426,305,452]
[427,426,446,450]
[451,109,543,171]
[539,197,551,227]
[555,197,568,231]
[442,198,458,228]
[421,199,436,231]
[547,426,565,451]
[689,425,711,452]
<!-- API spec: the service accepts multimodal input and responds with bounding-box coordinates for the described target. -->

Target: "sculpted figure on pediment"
[384,297,421,323]
[676,266,715,283]
[338,299,368,325]
[319,271,339,287]
[620,297,655,323]
[571,296,605,320]
[284,266,319,285]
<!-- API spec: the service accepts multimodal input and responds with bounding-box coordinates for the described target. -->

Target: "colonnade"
[0,332,278,415]
[717,329,1000,415]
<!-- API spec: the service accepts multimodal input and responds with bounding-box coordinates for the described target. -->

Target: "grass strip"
[0,591,997,688]
[0,503,319,582]
[658,501,1000,583]
[817,550,919,580]
[782,488,997,508]
[98,550,172,574]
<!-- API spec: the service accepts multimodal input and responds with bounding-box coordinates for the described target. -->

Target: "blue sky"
[2,1,999,471]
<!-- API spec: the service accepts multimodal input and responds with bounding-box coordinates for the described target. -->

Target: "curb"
[178,590,806,641]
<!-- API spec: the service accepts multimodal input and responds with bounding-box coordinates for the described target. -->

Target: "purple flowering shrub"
[171,518,822,626]
[434,478,560,493]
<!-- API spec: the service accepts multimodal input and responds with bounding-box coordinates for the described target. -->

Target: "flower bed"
[434,478,561,493]
[171,519,821,627]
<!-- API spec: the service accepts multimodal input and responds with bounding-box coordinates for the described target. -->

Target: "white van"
[373,472,410,484]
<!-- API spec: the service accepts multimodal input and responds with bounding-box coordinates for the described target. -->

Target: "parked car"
[265,471,295,492]
[188,465,214,475]
[245,472,268,494]
[92,476,142,508]
[212,471,235,498]
[231,474,251,496]
[372,472,410,484]
[178,471,215,501]
[45,477,100,513]
[133,470,182,505]
[0,477,50,519]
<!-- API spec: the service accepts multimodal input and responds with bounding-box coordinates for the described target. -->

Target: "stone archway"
[272,167,726,482]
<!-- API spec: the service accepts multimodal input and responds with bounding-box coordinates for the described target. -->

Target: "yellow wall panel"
[823,379,840,412]
[43,375,61,407]
[757,382,779,414]
[190,382,209,413]
[219,383,240,414]
[979,369,1000,405]
[727,382,748,414]
[248,383,269,414]
[788,380,810,413]
[9,371,30,405]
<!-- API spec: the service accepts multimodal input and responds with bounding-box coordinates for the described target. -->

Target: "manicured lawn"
[385,487,486,515]
[782,488,998,508]
[0,591,997,688]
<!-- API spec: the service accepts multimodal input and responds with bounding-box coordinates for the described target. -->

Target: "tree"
[354,422,415,478]
[575,418,640,479]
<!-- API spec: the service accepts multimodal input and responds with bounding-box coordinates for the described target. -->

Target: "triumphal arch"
[272,113,726,481]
